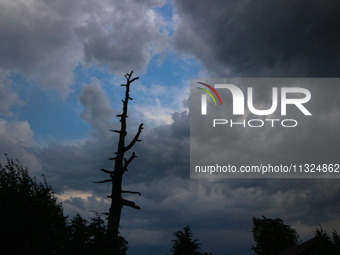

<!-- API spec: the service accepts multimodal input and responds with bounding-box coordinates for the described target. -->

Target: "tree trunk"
[95,71,142,254]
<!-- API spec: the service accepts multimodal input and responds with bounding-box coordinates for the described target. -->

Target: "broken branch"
[93,179,112,184]
[122,190,141,196]
[122,199,140,210]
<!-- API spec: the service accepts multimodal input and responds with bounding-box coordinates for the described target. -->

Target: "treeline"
[2,155,338,255]
[252,216,340,255]
[0,155,214,255]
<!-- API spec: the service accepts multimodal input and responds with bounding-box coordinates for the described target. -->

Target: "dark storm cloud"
[189,77,340,236]
[173,0,340,77]
[190,79,340,179]
[130,111,190,182]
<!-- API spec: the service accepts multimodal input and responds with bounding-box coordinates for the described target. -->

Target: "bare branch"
[110,130,121,133]
[100,168,114,174]
[123,152,137,171]
[130,77,139,83]
[122,199,140,210]
[125,123,143,152]
[122,190,141,196]
[124,70,139,86]
[93,179,112,184]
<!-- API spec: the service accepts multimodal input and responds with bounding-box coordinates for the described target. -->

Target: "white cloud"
[132,81,190,126]
[78,0,168,75]
[79,81,114,137]
[0,0,168,98]
[135,100,174,125]
[0,119,40,171]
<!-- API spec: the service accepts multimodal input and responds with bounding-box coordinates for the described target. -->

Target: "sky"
[1,0,340,254]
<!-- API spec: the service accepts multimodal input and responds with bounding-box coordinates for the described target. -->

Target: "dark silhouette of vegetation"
[311,225,340,255]
[65,212,128,255]
[252,216,300,255]
[95,70,143,253]
[252,216,340,255]
[0,155,128,255]
[0,155,67,255]
[169,226,214,255]
[279,225,340,255]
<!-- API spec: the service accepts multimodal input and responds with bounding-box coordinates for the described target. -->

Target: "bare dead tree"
[95,70,143,254]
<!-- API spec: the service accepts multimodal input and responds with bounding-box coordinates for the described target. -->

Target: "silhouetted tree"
[170,226,202,255]
[252,216,300,255]
[88,213,128,255]
[312,225,340,255]
[0,155,67,255]
[331,229,340,253]
[0,155,128,255]
[66,213,91,254]
[95,71,143,253]
[65,212,128,255]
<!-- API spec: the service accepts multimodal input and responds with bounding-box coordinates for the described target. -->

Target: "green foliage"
[251,216,300,255]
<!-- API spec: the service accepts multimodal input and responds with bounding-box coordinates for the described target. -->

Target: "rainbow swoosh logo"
[196,82,222,106]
